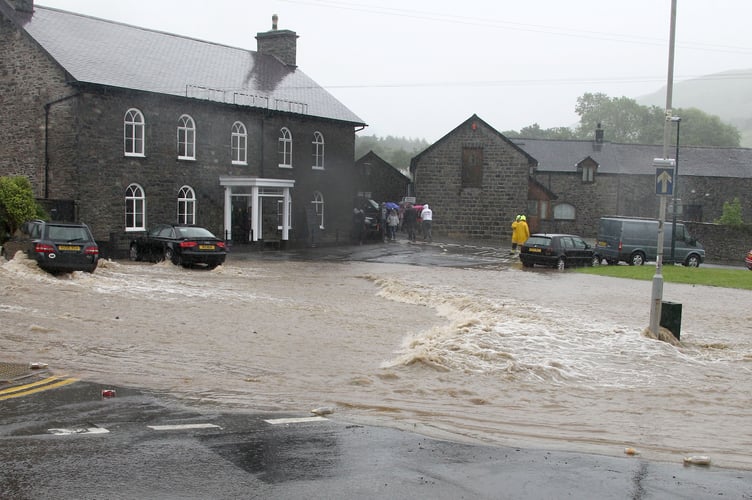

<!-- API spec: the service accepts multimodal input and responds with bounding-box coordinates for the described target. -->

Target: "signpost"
[650,0,678,337]
[655,160,675,196]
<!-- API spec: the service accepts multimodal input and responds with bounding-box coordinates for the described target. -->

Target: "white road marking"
[147,423,221,431]
[264,416,328,425]
[48,427,110,436]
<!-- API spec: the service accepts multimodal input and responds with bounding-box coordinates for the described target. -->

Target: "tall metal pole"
[649,0,678,335]
[670,117,681,263]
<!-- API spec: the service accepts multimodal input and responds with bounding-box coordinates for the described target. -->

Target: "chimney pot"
[272,14,278,30]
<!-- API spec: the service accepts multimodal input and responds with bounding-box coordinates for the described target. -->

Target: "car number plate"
[529,248,541,253]
[58,245,81,251]
[199,244,215,250]
[597,241,607,247]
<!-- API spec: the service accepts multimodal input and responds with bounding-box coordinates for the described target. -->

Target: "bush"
[715,197,744,226]
[0,176,45,241]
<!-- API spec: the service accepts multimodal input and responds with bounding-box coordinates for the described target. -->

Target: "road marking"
[147,423,221,431]
[48,427,110,436]
[0,376,78,401]
[265,416,328,425]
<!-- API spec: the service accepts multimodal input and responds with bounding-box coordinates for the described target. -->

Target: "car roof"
[529,233,583,238]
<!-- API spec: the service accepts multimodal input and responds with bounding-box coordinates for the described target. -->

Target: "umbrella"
[384,202,399,210]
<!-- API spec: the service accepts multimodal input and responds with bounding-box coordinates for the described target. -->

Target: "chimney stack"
[256,14,298,67]
[595,122,604,144]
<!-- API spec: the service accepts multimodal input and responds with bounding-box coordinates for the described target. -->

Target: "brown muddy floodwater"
[1,253,751,469]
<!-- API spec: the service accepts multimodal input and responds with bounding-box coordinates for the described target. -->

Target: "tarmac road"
[1,379,751,499]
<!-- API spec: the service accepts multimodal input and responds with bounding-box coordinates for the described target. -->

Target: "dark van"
[595,216,704,267]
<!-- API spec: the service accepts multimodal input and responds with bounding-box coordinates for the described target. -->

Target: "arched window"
[177,114,196,160]
[124,108,145,156]
[278,127,292,168]
[125,184,146,231]
[312,191,324,229]
[312,131,324,169]
[553,203,576,220]
[177,186,196,225]
[231,121,247,165]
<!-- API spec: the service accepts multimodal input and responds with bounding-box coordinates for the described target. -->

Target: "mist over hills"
[637,69,752,147]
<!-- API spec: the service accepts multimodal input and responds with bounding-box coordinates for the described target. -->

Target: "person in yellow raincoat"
[510,214,530,254]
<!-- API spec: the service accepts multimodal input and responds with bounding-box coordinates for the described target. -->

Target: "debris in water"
[311,407,334,416]
[624,447,639,456]
[683,455,711,466]
[29,362,48,370]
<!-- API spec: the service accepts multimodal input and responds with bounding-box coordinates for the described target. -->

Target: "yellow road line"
[0,376,62,395]
[0,376,78,400]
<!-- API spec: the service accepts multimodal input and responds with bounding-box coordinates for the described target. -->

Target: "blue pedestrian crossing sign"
[653,158,676,196]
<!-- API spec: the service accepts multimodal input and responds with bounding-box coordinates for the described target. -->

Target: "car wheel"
[684,253,701,268]
[129,244,141,262]
[521,260,533,268]
[629,252,645,266]
[164,247,176,265]
[556,258,566,271]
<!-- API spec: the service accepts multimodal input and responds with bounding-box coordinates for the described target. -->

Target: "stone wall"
[355,151,410,203]
[65,88,357,252]
[535,170,752,241]
[0,14,72,196]
[685,222,752,265]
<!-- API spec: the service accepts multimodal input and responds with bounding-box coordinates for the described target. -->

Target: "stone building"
[411,115,752,243]
[354,151,411,204]
[519,129,752,237]
[0,1,365,254]
[409,115,537,240]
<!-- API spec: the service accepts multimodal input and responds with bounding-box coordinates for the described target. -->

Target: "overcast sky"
[37,0,752,142]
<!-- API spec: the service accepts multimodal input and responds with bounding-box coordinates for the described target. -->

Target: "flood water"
[2,251,751,469]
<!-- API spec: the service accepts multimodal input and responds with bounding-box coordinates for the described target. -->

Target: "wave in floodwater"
[2,256,751,469]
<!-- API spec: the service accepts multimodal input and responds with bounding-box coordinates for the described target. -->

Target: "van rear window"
[598,219,622,236]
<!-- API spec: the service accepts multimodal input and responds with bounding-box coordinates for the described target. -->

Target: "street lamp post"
[649,0,678,336]
[670,116,681,264]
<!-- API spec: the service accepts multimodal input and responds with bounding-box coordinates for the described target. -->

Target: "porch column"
[223,186,232,241]
[251,185,260,242]
[282,187,291,240]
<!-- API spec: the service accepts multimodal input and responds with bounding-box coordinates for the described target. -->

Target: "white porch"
[219,176,295,243]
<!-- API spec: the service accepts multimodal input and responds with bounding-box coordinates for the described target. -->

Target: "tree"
[504,124,578,140]
[0,176,44,240]
[574,92,740,147]
[509,92,741,147]
[355,135,428,171]
[715,197,744,226]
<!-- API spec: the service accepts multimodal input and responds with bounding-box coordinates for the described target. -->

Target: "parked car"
[129,224,227,269]
[4,220,99,274]
[352,197,382,240]
[745,249,752,270]
[595,216,704,267]
[519,233,597,270]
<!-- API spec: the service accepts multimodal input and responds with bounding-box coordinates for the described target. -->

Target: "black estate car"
[5,220,99,274]
[519,233,597,270]
[129,224,227,269]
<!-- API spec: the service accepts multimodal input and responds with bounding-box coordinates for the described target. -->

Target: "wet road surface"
[1,380,751,499]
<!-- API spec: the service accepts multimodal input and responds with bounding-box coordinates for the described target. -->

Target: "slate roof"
[514,138,752,179]
[13,5,365,125]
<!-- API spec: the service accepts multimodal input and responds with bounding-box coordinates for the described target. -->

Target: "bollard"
[660,301,682,340]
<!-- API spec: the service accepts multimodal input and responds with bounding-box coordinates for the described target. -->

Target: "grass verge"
[576,264,752,290]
